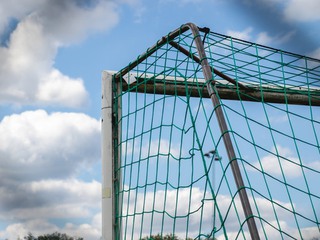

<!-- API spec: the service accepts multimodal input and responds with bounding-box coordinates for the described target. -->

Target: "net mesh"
[111,24,320,239]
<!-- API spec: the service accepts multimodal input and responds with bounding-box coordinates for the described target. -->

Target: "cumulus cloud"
[284,0,320,22]
[226,27,295,46]
[0,111,101,240]
[0,220,58,240]
[0,208,101,240]
[123,138,183,160]
[310,47,320,60]
[0,110,100,223]
[0,179,101,240]
[118,0,146,23]
[0,110,100,181]
[256,30,295,46]
[0,0,119,107]
[243,0,320,23]
[253,145,320,178]
[15,179,101,218]
[143,139,181,158]
[121,186,317,239]
[226,27,253,41]
[122,187,216,238]
[254,145,301,177]
[36,69,88,107]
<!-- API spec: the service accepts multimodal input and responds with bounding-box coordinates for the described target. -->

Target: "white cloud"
[220,220,320,240]
[118,0,146,23]
[243,0,320,23]
[0,110,100,181]
[121,186,316,239]
[254,145,301,177]
[0,0,44,35]
[122,187,215,238]
[63,221,101,240]
[307,160,320,171]
[122,139,183,163]
[10,179,101,219]
[256,32,273,45]
[141,139,181,159]
[284,0,320,22]
[256,30,295,46]
[0,221,56,240]
[268,114,288,124]
[0,110,101,239]
[276,30,296,44]
[253,145,320,178]
[310,47,320,60]
[36,69,88,107]
[226,27,253,41]
[0,0,119,107]
[226,27,295,47]
[0,213,101,240]
[0,179,101,240]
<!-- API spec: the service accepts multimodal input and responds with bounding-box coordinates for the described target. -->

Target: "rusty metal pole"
[185,23,260,240]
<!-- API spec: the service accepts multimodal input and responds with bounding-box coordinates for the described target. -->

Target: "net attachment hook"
[198,27,210,44]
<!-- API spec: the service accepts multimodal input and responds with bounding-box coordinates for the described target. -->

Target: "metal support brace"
[185,23,260,240]
[168,40,249,91]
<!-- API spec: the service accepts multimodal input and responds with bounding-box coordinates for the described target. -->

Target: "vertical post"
[102,71,114,240]
[186,23,260,240]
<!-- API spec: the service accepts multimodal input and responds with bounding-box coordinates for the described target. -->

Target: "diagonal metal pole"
[168,41,249,91]
[184,23,260,240]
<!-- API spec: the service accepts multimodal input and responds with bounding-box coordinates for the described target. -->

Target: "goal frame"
[101,22,320,240]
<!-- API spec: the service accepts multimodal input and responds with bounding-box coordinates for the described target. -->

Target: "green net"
[111,23,320,239]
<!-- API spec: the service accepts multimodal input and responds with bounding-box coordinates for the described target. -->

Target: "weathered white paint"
[101,71,114,240]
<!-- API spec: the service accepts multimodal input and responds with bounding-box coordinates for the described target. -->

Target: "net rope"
[111,24,320,239]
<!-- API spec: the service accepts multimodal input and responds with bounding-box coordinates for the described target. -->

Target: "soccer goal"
[101,23,320,240]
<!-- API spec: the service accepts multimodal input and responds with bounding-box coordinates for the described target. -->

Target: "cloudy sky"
[0,0,319,239]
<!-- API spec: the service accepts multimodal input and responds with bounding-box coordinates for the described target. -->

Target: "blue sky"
[0,0,319,239]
